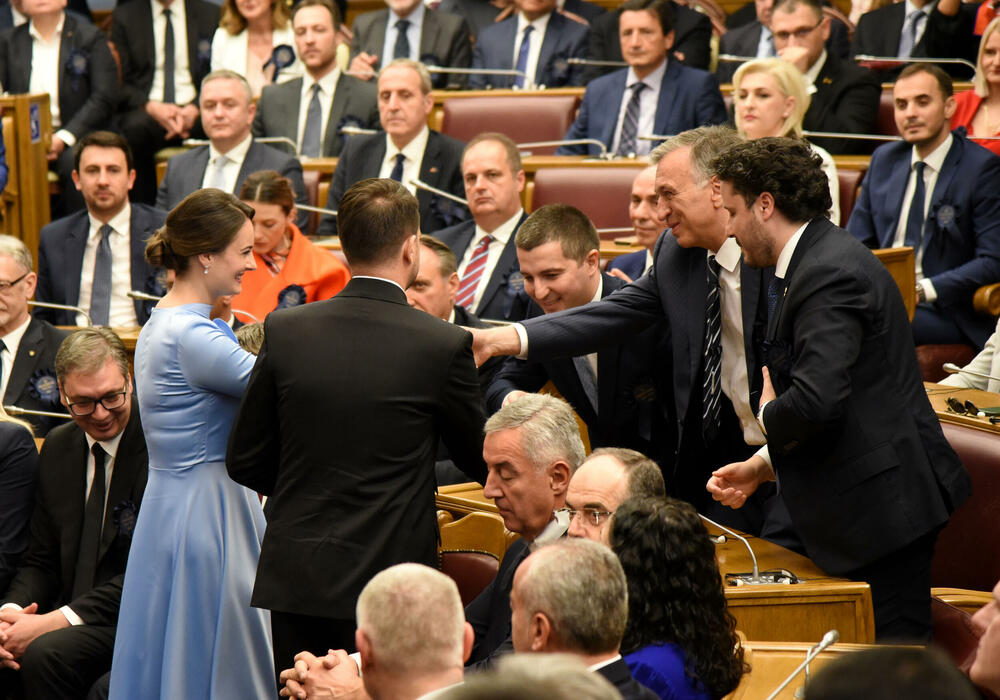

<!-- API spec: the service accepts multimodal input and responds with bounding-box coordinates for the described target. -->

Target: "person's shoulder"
[670,59,718,84]
[251,140,301,168]
[65,11,102,39]
[720,19,758,46]
[868,137,908,167]
[550,10,589,38]
[132,202,168,224]
[30,316,70,343]
[40,209,88,238]
[167,144,208,166]
[260,76,302,102]
[352,7,386,29]
[189,0,223,23]
[430,129,467,156]
[433,218,474,245]
[38,415,82,452]
[0,419,34,445]
[430,6,469,32]
[953,130,1000,171]
[477,14,515,40]
[585,66,627,93]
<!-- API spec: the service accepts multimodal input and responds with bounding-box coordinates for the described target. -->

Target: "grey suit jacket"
[350,7,472,87]
[156,140,309,227]
[252,74,379,158]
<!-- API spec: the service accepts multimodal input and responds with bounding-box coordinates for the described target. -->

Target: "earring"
[203,265,210,275]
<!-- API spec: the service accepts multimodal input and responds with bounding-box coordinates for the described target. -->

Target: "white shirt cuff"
[55,129,76,147]
[754,444,772,469]
[0,602,21,612]
[757,399,770,433]
[349,651,362,676]
[920,278,937,303]
[513,323,529,359]
[59,605,84,626]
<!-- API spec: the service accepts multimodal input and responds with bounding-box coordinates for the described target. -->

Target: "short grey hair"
[587,447,666,501]
[201,69,253,102]
[484,394,585,474]
[519,539,628,655]
[380,58,433,95]
[55,328,131,385]
[440,654,620,700]
[649,125,743,186]
[356,563,465,675]
[0,235,32,272]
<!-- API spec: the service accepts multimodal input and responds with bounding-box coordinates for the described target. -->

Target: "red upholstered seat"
[438,550,500,607]
[440,95,582,155]
[876,90,897,138]
[837,167,865,224]
[530,166,647,234]
[917,344,978,383]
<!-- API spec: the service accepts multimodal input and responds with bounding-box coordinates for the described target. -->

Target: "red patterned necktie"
[455,235,493,310]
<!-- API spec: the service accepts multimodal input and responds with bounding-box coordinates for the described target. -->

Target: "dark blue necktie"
[702,255,722,442]
[72,444,107,600]
[389,153,405,182]
[163,8,175,104]
[514,25,534,88]
[393,19,411,60]
[903,161,927,251]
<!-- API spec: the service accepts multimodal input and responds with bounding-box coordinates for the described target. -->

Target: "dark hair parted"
[610,497,746,698]
[898,62,954,98]
[515,204,599,263]
[74,131,134,172]
[619,0,675,35]
[292,0,341,30]
[337,178,419,266]
[712,137,831,223]
[240,169,297,214]
[420,235,458,278]
[146,189,255,273]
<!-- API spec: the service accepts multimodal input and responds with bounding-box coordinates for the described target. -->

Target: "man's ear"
[531,612,553,652]
[357,629,374,672]
[548,460,571,497]
[709,176,724,208]
[461,622,474,663]
[758,191,776,220]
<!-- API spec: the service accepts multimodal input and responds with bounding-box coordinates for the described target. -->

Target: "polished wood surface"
[872,246,915,320]
[725,641,881,700]
[1,93,52,265]
[925,382,1000,434]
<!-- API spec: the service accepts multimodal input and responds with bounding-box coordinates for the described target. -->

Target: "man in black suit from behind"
[227,178,487,687]
[111,0,220,204]
[316,59,466,237]
[709,137,970,640]
[36,132,165,329]
[511,538,657,700]
[0,328,147,700]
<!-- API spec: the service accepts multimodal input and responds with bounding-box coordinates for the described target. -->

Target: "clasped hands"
[145,101,200,140]
[0,603,69,670]
[279,649,368,699]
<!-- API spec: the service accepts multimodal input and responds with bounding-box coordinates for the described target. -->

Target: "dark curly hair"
[711,137,831,224]
[610,497,745,698]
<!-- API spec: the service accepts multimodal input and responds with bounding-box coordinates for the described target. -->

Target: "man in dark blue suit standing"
[36,132,165,329]
[556,0,726,156]
[847,63,1000,349]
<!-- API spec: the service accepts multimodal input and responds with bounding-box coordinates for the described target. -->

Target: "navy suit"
[465,538,528,668]
[469,12,589,89]
[556,62,727,156]
[606,249,648,281]
[4,320,70,437]
[847,131,1000,348]
[434,214,528,322]
[316,130,466,237]
[486,272,672,465]
[35,204,166,328]
[0,423,36,595]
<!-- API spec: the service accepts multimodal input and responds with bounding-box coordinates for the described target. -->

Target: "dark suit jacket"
[486,272,672,463]
[847,131,1000,348]
[35,204,166,327]
[453,304,504,395]
[156,140,309,228]
[252,74,379,158]
[715,18,850,83]
[850,2,975,72]
[563,0,605,24]
[558,61,727,155]
[0,13,116,140]
[762,218,970,574]
[596,658,659,700]
[606,249,647,281]
[802,52,881,155]
[350,7,472,87]
[434,213,528,322]
[466,537,528,667]
[110,0,219,111]
[4,319,70,437]
[0,423,37,594]
[585,2,712,81]
[469,11,589,88]
[520,235,771,504]
[316,129,466,236]
[2,403,147,625]
[438,0,500,37]
[227,277,486,619]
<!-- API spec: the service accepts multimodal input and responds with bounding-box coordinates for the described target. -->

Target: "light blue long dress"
[109,304,274,699]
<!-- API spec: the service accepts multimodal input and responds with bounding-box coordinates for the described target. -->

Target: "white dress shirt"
[513,11,552,89]
[28,16,75,146]
[378,126,429,195]
[803,49,826,97]
[202,133,254,192]
[891,132,952,302]
[78,205,137,328]
[454,208,523,312]
[296,67,341,153]
[150,0,197,105]
[382,3,425,63]
[0,316,31,402]
[610,61,666,156]
[756,24,775,57]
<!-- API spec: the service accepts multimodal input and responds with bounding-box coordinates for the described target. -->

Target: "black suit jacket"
[802,52,882,155]
[465,537,528,667]
[434,213,527,322]
[0,423,37,594]
[761,218,970,574]
[252,74,379,158]
[453,304,504,395]
[2,403,147,625]
[596,658,658,700]
[4,319,70,437]
[437,0,501,37]
[350,7,472,87]
[0,13,116,140]
[715,18,850,83]
[585,2,712,80]
[110,0,219,111]
[317,130,466,236]
[227,277,486,619]
[486,273,672,464]
[35,204,166,327]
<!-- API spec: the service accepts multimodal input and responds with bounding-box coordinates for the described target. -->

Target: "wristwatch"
[916,284,927,304]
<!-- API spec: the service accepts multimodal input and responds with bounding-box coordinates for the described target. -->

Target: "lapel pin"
[822,77,832,84]
[429,166,439,174]
[28,350,35,357]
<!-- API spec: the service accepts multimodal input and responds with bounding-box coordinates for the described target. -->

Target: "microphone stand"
[409,179,469,206]
[28,301,92,326]
[6,405,72,419]
[763,630,840,700]
[517,139,612,159]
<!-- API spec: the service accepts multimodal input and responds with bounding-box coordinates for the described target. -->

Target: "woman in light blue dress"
[109,189,274,698]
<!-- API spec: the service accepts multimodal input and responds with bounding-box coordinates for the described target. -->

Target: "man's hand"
[178,104,200,139]
[348,53,378,80]
[47,136,66,162]
[760,366,775,407]
[0,603,59,667]
[280,649,365,699]
[501,390,529,407]
[467,326,521,367]
[707,455,775,508]
[607,268,634,284]
[777,46,811,74]
[145,101,186,139]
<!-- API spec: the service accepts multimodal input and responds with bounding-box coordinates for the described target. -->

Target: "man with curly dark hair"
[708,137,971,642]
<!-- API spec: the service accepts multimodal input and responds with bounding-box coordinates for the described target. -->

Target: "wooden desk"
[725,641,877,700]
[925,382,1000,435]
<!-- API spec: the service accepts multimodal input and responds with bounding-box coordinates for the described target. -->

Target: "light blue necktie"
[514,25,534,88]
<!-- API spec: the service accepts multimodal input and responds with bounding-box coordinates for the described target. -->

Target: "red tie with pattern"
[455,235,493,310]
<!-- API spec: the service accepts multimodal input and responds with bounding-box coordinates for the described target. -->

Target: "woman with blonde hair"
[732,58,841,225]
[951,16,1000,157]
[211,0,301,97]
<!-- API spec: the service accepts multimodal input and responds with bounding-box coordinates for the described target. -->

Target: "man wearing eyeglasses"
[0,328,147,700]
[770,0,880,154]
[0,235,70,437]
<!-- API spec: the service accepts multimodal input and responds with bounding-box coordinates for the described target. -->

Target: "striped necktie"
[455,235,493,310]
[702,255,722,441]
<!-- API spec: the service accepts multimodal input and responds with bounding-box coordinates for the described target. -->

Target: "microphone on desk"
[699,514,800,586]
[128,290,163,302]
[943,362,1000,384]
[764,630,840,700]
[5,405,72,420]
[516,138,612,159]
[340,125,379,136]
[699,514,761,583]
[853,54,976,75]
[409,179,469,206]
[27,301,92,326]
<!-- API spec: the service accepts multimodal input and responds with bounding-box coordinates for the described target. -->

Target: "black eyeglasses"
[65,388,128,416]
[946,397,981,416]
[0,272,28,294]
[555,507,614,527]
[773,21,823,42]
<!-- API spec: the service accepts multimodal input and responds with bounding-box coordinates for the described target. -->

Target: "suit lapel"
[536,14,561,85]
[420,10,439,61]
[600,73,628,148]
[137,1,156,74]
[371,10,389,69]
[924,136,962,249]
[189,147,211,194]
[235,141,261,192]
[324,76,346,155]
[98,406,144,560]
[10,28,31,94]
[654,61,682,135]
[417,132,442,210]
[64,428,90,578]
[881,148,911,247]
[496,20,516,70]
[129,207,153,320]
[65,212,89,309]
[883,3,905,55]
[476,220,521,316]
[185,1,205,84]
[5,319,44,406]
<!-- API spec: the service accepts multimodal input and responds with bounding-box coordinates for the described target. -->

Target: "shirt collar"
[447,307,456,323]
[352,275,406,294]
[1,316,31,355]
[530,509,569,549]
[153,0,185,18]
[517,10,552,33]
[28,12,64,43]
[88,203,131,241]
[775,221,809,279]
[85,427,126,462]
[389,1,424,27]
[714,235,742,273]
[386,125,430,163]
[476,208,523,240]
[626,57,667,88]
[209,132,253,164]
[903,0,936,17]
[306,66,340,96]
[591,273,603,303]
[911,131,952,173]
[588,655,623,672]
[803,49,827,86]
